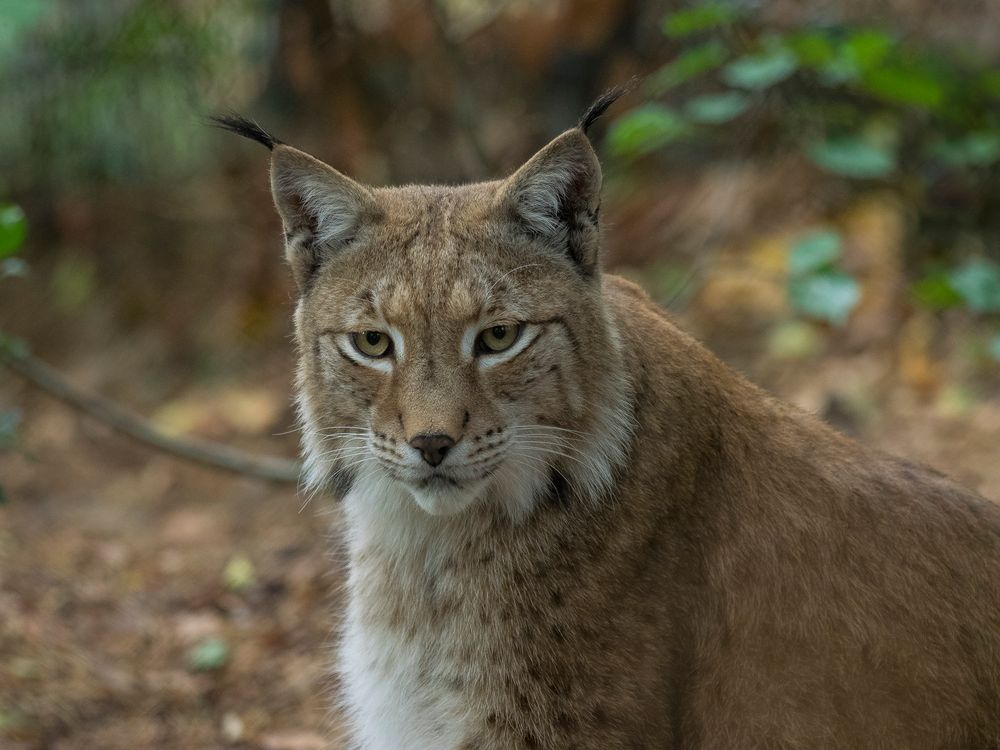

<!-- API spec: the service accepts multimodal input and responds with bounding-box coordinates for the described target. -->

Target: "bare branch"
[1,347,301,485]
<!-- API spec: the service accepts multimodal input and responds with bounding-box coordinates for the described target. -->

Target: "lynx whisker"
[483,263,544,300]
[514,423,589,437]
[512,442,590,469]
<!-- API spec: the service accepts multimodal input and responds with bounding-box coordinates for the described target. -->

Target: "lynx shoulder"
[216,97,1000,749]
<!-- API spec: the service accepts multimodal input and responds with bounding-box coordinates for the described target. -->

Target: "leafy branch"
[608,1,1000,348]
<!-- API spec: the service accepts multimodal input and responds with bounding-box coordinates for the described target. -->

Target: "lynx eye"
[352,330,392,358]
[476,324,521,354]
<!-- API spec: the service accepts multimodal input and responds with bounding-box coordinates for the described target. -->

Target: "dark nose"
[409,434,455,467]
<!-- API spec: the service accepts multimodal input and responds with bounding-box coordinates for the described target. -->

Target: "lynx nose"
[409,434,455,467]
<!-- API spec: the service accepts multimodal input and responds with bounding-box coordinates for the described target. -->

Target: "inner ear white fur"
[510,163,576,237]
[269,145,378,289]
[502,129,602,240]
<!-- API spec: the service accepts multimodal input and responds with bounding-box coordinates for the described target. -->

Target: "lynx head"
[215,94,634,520]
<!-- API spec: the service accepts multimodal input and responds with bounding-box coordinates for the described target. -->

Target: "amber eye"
[352,330,392,358]
[477,324,521,354]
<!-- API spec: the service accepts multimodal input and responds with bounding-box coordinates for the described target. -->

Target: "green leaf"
[0,0,55,63]
[787,31,837,68]
[789,230,842,276]
[0,1,55,34]
[818,57,861,85]
[223,555,256,591]
[683,92,750,123]
[0,205,27,259]
[662,3,740,38]
[768,320,823,359]
[988,333,1000,363]
[861,64,947,110]
[807,136,896,178]
[913,272,963,310]
[607,105,688,158]
[843,29,895,72]
[955,133,1000,165]
[188,637,229,671]
[788,271,860,326]
[645,40,727,93]
[1,258,29,278]
[0,485,7,506]
[930,132,1000,167]
[980,70,1000,99]
[0,409,21,451]
[0,334,28,358]
[722,48,798,90]
[948,259,1000,313]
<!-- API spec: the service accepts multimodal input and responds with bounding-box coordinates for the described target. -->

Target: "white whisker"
[513,444,590,469]
[483,263,544,300]
[514,423,587,435]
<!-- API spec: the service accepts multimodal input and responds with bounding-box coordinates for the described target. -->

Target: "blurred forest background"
[2,0,1000,748]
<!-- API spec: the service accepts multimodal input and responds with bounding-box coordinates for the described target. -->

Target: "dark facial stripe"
[526,316,586,370]
[527,316,581,350]
[483,327,543,367]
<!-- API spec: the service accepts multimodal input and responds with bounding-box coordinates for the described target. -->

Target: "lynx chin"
[215,91,1000,749]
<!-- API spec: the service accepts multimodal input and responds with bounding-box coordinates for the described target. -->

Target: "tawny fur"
[231,120,1000,748]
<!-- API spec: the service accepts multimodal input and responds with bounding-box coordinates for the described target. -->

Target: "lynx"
[215,91,1000,749]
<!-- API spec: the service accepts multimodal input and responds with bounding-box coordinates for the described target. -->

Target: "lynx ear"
[270,146,377,291]
[502,129,603,273]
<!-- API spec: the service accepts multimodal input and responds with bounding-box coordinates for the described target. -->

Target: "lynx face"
[275,132,632,519]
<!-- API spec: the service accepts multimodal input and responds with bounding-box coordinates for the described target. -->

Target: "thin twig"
[0,347,301,485]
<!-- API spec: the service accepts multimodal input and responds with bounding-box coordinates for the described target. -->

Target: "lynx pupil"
[478,323,520,354]
[353,330,391,357]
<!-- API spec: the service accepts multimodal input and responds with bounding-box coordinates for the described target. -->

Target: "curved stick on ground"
[0,347,301,485]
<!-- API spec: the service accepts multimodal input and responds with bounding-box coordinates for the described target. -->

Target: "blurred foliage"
[608,104,690,156]
[0,202,28,501]
[0,204,28,345]
[187,637,230,672]
[787,230,860,326]
[948,260,1000,313]
[0,0,998,372]
[0,205,27,260]
[611,0,1000,350]
[223,555,257,592]
[0,409,20,452]
[0,0,272,187]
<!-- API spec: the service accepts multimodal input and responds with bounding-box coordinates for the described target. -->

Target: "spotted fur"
[234,119,1000,748]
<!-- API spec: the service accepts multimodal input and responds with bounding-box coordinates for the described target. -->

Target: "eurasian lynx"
[216,92,1000,749]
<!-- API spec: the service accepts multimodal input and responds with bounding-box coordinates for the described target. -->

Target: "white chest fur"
[339,596,468,749]
[336,479,483,750]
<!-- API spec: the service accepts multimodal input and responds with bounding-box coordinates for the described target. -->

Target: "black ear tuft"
[578,77,640,135]
[209,113,282,150]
